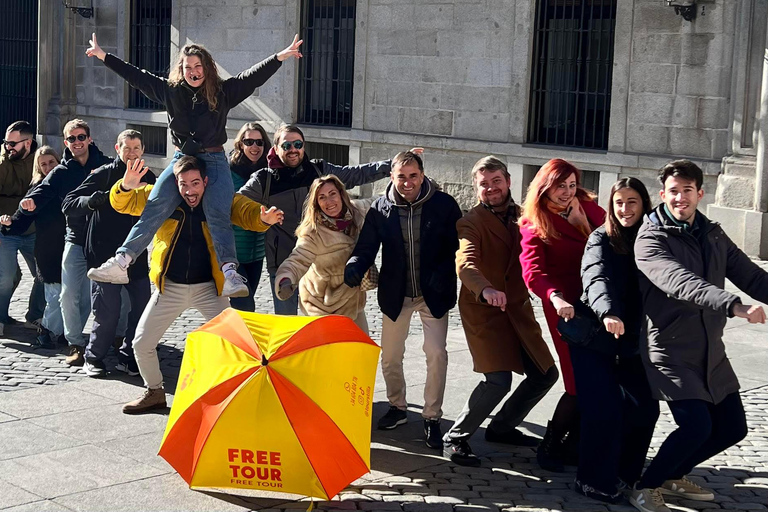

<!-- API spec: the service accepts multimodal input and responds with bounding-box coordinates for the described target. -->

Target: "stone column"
[756,34,768,213]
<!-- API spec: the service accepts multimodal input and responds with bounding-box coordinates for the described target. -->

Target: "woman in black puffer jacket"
[570,178,659,504]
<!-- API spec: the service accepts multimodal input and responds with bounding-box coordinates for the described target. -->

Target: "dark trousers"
[85,277,151,364]
[229,259,263,312]
[445,350,559,442]
[638,391,748,489]
[570,346,659,493]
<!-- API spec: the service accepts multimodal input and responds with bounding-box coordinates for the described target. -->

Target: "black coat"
[635,205,768,404]
[2,191,65,284]
[61,157,155,281]
[103,53,282,149]
[580,226,642,357]
[345,188,462,321]
[21,144,111,246]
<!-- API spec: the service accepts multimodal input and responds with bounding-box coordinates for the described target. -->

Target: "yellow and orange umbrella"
[159,308,380,500]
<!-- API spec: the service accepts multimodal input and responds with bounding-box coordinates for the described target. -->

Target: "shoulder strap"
[311,161,323,177]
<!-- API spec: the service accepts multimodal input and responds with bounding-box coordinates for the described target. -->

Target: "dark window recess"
[129,0,172,110]
[528,0,617,150]
[0,0,38,132]
[304,142,349,166]
[128,124,167,156]
[298,0,356,127]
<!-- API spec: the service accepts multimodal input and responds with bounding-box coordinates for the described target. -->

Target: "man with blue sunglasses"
[239,124,399,315]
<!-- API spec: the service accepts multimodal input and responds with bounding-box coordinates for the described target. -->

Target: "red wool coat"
[519,199,606,395]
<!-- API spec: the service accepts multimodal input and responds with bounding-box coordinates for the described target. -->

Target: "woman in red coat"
[519,159,606,472]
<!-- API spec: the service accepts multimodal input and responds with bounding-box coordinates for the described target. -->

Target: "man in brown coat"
[443,156,558,467]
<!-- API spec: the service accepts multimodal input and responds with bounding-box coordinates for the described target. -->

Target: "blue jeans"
[118,150,237,266]
[0,232,45,323]
[269,271,298,315]
[42,283,64,336]
[60,242,92,346]
[229,259,264,312]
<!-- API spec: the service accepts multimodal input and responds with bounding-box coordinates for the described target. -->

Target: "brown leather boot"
[122,387,167,415]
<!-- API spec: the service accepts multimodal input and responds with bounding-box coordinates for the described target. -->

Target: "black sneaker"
[444,439,481,467]
[84,359,107,378]
[377,406,407,430]
[33,329,55,349]
[574,478,623,504]
[485,427,540,447]
[424,419,442,449]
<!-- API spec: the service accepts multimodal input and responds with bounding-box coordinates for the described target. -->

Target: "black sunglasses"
[242,138,264,147]
[65,134,89,143]
[2,138,30,148]
[280,140,304,151]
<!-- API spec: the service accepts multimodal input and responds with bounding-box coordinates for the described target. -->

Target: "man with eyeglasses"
[0,121,45,336]
[238,124,397,315]
[17,119,110,365]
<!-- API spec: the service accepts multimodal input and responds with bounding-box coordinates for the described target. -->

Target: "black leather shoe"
[485,427,540,447]
[424,419,442,449]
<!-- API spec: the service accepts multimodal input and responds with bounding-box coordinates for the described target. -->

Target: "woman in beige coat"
[275,175,370,331]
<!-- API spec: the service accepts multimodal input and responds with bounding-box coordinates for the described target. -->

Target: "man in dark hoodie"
[18,119,111,365]
[345,151,462,450]
[0,120,45,335]
[62,129,155,377]
[238,124,395,315]
[631,159,768,512]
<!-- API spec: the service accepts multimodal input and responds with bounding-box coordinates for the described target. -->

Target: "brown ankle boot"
[122,387,167,414]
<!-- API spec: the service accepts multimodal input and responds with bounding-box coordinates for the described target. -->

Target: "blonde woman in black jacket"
[569,178,659,506]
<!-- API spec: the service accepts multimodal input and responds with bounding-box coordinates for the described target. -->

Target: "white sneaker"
[114,362,140,377]
[87,257,129,284]
[661,476,715,501]
[84,360,107,378]
[222,272,249,298]
[629,486,670,512]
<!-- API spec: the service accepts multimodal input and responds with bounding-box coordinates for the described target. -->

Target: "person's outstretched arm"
[345,207,382,287]
[86,33,168,106]
[223,35,303,106]
[62,166,110,217]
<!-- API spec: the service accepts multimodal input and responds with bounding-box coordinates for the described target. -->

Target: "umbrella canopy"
[159,308,380,500]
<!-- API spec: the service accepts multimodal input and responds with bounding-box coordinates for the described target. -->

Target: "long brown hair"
[296,175,360,238]
[605,177,652,254]
[168,44,222,111]
[31,146,60,186]
[231,122,271,166]
[521,158,596,242]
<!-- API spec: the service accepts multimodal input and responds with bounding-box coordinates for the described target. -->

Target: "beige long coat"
[275,200,370,319]
[456,204,555,375]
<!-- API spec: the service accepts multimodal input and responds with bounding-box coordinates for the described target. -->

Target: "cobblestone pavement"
[1,256,768,511]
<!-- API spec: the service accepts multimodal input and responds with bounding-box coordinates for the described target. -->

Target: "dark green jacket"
[231,161,265,264]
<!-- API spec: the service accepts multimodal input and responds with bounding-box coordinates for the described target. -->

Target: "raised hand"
[85,32,106,61]
[261,205,284,226]
[20,198,36,211]
[481,287,507,311]
[277,34,303,62]
[0,215,12,226]
[603,315,625,339]
[121,159,150,191]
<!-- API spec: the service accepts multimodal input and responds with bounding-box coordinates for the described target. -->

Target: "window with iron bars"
[304,142,349,166]
[128,124,168,156]
[527,0,617,150]
[298,0,356,127]
[0,0,38,132]
[129,0,172,110]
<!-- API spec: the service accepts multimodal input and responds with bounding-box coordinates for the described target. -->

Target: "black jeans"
[85,278,151,364]
[638,391,748,489]
[445,350,559,442]
[570,346,659,494]
[229,259,263,312]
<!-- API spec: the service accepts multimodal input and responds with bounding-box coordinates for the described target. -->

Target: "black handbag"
[557,301,616,353]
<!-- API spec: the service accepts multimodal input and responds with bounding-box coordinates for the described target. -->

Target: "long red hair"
[521,158,597,242]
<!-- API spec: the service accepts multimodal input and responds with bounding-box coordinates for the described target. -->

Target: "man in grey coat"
[238,124,393,315]
[631,159,768,512]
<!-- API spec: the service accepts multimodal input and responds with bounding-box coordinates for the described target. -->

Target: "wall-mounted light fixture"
[667,1,697,22]
[62,0,94,19]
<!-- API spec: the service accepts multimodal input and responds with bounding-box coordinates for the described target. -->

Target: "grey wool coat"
[634,205,768,404]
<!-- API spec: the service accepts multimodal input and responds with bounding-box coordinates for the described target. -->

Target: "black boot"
[537,420,566,472]
[561,423,580,467]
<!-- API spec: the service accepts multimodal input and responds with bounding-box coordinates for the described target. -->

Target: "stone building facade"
[23,0,768,255]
